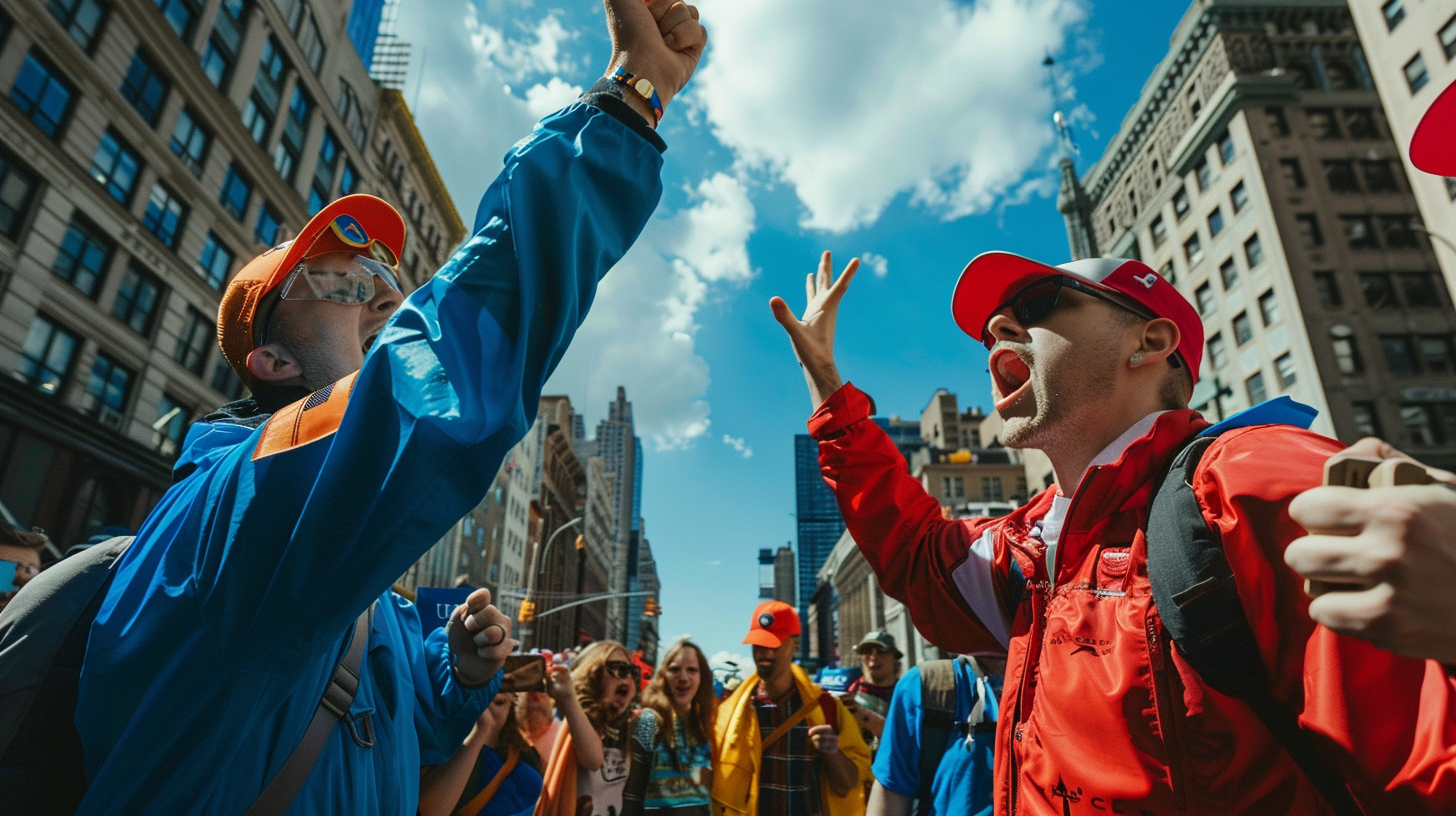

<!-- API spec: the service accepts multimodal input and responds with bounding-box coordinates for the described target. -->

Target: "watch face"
[636,78,655,98]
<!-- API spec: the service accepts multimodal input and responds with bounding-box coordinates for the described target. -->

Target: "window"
[52,218,111,297]
[1401,405,1445,446]
[120,51,169,125]
[1195,158,1212,191]
[174,307,212,374]
[1246,371,1268,405]
[309,129,339,213]
[168,108,210,176]
[88,130,140,204]
[336,80,367,145]
[1383,0,1405,30]
[1172,186,1189,220]
[1332,333,1363,374]
[1406,53,1430,94]
[1216,131,1235,165]
[255,204,281,246]
[1159,259,1176,285]
[1344,108,1379,140]
[339,160,358,196]
[1150,215,1167,248]
[1381,335,1420,374]
[112,263,162,335]
[1361,273,1400,308]
[1294,213,1324,247]
[143,183,186,248]
[19,314,77,395]
[1244,233,1264,267]
[84,352,132,429]
[1313,271,1342,308]
[1323,160,1359,194]
[1361,160,1398,194]
[219,165,251,220]
[292,4,325,73]
[1230,181,1248,214]
[1219,257,1239,291]
[1196,282,1216,316]
[201,0,245,89]
[1441,14,1456,60]
[197,232,232,288]
[1207,207,1224,237]
[981,477,1003,502]
[942,476,964,500]
[211,357,244,400]
[154,393,190,456]
[1420,336,1455,374]
[243,38,289,145]
[1352,402,1382,438]
[0,149,40,239]
[1233,312,1253,346]
[274,87,310,181]
[47,0,105,51]
[1343,216,1379,250]
[1184,233,1203,266]
[1279,158,1305,189]
[154,0,199,39]
[1208,333,1229,369]
[1400,272,1445,307]
[1307,109,1340,140]
[1258,290,1279,327]
[1265,107,1288,136]
[1275,354,1297,389]
[1381,217,1420,250]
[10,52,75,137]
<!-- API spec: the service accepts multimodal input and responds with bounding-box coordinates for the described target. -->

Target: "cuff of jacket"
[808,382,872,439]
[580,77,667,154]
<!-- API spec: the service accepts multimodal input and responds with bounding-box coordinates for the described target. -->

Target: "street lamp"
[1410,221,1456,255]
[520,517,583,644]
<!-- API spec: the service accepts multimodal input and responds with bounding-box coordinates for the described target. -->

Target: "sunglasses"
[604,660,642,681]
[982,276,1156,349]
[278,255,401,306]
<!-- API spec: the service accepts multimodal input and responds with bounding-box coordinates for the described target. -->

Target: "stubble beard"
[998,339,1122,458]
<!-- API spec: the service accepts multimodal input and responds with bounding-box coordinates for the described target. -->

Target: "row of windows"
[1386,1,1456,95]
[1267,107,1382,141]
[1351,396,1456,450]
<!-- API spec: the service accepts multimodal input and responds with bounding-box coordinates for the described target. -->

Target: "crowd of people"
[8,0,1456,812]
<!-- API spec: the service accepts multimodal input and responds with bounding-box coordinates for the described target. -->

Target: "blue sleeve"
[191,102,664,662]
[873,667,924,798]
[399,595,502,765]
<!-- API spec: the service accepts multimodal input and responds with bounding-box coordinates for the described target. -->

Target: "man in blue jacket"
[70,1,706,813]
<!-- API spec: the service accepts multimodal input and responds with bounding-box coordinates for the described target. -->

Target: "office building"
[344,0,385,71]
[1065,0,1456,468]
[774,543,795,605]
[758,547,775,599]
[794,432,844,658]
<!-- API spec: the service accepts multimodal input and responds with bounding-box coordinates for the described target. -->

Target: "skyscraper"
[346,0,387,71]
[795,433,844,658]
[597,387,642,643]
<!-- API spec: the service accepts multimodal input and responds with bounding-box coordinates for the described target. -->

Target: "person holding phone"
[622,640,717,815]
[420,692,544,816]
[535,640,640,816]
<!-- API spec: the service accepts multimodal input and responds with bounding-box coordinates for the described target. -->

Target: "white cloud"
[861,252,888,279]
[722,434,753,458]
[545,173,758,450]
[466,11,578,81]
[692,0,1089,232]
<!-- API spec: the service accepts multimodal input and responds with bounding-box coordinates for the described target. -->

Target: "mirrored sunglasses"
[604,660,641,680]
[329,214,401,268]
[278,256,402,306]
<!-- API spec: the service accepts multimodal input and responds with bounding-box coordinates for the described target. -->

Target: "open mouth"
[990,348,1033,414]
[362,333,379,354]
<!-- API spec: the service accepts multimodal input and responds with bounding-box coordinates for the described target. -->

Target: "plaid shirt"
[754,681,820,816]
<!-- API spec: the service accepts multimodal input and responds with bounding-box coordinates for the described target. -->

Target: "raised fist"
[602,0,706,115]
[446,588,516,687]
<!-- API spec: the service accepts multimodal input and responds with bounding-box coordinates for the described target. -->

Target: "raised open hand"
[603,0,706,118]
[770,251,859,408]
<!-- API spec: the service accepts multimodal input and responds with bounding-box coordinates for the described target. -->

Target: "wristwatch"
[609,66,664,124]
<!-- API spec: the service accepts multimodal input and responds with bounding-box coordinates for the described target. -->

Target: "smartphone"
[500,654,548,693]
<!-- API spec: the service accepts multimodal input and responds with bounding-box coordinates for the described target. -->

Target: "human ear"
[245,344,304,383]
[1136,318,1181,367]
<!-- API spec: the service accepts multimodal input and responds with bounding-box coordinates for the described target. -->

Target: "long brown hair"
[639,640,717,753]
[495,694,532,760]
[571,640,635,732]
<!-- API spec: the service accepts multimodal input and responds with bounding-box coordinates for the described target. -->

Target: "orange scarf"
[531,726,577,816]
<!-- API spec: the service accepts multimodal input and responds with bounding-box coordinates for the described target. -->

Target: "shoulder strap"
[915,660,958,816]
[453,747,519,816]
[761,693,818,751]
[252,372,358,461]
[1146,435,1362,816]
[241,603,374,816]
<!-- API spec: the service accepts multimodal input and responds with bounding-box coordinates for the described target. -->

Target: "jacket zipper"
[1147,615,1188,809]
[1007,578,1049,815]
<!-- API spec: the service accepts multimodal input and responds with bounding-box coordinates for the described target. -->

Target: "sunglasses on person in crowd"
[604,660,642,681]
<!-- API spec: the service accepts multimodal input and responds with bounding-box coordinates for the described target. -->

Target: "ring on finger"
[473,624,506,650]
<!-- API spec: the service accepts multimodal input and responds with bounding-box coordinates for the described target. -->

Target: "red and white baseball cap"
[951,252,1204,381]
[743,600,800,649]
[1411,78,1456,176]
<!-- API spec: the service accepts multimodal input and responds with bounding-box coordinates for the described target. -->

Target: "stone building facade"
[0,0,461,550]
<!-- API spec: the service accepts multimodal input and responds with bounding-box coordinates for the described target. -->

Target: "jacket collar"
[1061,408,1208,536]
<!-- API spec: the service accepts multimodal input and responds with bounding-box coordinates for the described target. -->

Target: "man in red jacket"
[769,250,1456,814]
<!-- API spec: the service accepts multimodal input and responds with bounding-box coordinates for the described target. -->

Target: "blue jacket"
[73,99,665,815]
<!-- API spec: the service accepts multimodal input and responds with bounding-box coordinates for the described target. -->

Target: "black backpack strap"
[1146,436,1362,816]
[915,659,957,816]
[241,603,374,816]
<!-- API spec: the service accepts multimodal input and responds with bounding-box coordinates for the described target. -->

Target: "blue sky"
[394,0,1191,660]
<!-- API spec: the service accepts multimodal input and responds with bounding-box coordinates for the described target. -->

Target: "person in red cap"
[711,601,870,816]
[1285,78,1456,666]
[771,248,1456,813]
[21,2,710,815]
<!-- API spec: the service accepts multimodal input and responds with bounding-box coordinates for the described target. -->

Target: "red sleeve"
[810,382,1011,655]
[1196,426,1456,809]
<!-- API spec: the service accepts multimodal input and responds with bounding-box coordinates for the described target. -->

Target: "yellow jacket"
[711,664,871,816]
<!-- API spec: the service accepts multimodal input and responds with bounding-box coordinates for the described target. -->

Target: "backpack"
[1145,430,1362,816]
[914,656,994,816]
[0,536,373,816]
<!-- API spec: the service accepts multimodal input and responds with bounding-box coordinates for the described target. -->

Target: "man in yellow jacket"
[713,601,871,816]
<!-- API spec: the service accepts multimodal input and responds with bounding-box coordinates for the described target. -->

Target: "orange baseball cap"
[216,194,406,388]
[743,600,800,649]
[1411,78,1456,176]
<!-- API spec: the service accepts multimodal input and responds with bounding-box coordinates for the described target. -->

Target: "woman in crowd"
[623,640,717,815]
[535,640,640,816]
[419,692,544,816]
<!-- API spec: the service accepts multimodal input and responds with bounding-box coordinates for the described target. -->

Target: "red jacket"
[811,383,1456,815]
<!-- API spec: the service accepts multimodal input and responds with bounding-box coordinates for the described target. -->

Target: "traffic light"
[518,599,536,623]
[574,534,585,551]
[643,597,658,617]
